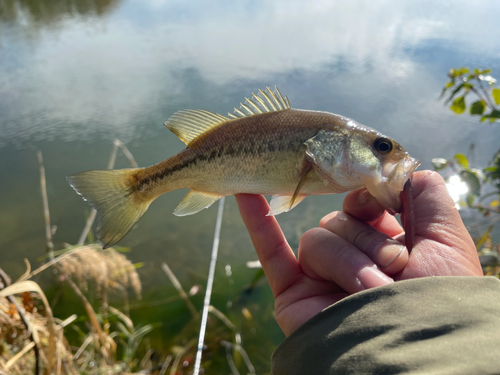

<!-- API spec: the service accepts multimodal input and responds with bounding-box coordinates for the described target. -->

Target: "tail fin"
[67,169,150,248]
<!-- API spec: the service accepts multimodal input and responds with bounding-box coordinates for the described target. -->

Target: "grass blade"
[193,197,225,374]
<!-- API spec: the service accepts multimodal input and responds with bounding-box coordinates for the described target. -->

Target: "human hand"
[236,171,483,337]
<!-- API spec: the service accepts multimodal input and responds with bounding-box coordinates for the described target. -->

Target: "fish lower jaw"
[364,179,402,214]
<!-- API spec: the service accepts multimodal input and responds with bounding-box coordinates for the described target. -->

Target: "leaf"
[483,166,498,172]
[454,154,469,169]
[489,109,500,119]
[450,96,466,114]
[475,225,493,250]
[445,83,465,104]
[492,88,500,105]
[439,81,455,99]
[471,168,485,180]
[493,149,500,166]
[466,193,475,207]
[431,158,448,171]
[463,83,473,90]
[458,67,470,75]
[459,170,481,196]
[469,100,486,115]
[486,110,500,122]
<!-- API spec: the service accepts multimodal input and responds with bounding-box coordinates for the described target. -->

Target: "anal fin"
[174,190,222,216]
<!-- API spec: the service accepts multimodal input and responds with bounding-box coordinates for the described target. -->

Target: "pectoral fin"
[266,154,314,216]
[174,190,222,216]
[267,194,306,216]
[290,159,313,209]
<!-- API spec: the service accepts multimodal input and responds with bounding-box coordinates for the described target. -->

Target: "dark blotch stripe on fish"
[135,137,300,191]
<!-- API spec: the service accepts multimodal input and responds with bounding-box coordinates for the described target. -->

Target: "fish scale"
[68,87,420,248]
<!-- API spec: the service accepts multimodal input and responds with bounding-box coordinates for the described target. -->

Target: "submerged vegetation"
[0,142,263,374]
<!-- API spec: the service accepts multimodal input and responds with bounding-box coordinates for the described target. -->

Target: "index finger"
[235,194,302,297]
[343,189,404,238]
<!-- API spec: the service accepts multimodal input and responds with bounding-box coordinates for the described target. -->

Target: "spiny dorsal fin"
[228,86,291,119]
[165,109,228,146]
[164,87,290,145]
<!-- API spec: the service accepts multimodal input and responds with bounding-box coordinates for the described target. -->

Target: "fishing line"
[194,197,226,374]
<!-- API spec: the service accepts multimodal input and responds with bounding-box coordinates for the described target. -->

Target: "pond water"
[1,0,500,372]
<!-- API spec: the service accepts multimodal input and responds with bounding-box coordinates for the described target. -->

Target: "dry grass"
[0,144,257,374]
[59,245,142,300]
[0,245,150,374]
[0,278,76,375]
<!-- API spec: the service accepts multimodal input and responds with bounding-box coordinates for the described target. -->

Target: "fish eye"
[374,137,393,154]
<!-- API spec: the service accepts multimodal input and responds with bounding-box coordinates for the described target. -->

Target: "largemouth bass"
[68,87,420,248]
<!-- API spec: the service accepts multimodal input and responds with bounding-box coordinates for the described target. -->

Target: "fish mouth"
[386,156,421,192]
[366,155,420,214]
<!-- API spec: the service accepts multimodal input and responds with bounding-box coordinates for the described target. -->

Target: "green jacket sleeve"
[272,276,500,374]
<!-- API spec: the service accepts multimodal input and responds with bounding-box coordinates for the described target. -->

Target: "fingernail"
[376,243,405,268]
[358,266,394,290]
[357,190,372,206]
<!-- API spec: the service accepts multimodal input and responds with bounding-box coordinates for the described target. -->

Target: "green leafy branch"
[441,67,500,122]
[437,68,500,212]
[432,152,499,215]
[432,144,500,276]
[437,67,500,275]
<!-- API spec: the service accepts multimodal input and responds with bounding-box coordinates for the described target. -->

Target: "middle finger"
[320,211,409,274]
[298,228,394,294]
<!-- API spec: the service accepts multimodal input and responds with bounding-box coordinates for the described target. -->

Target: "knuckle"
[351,228,375,248]
[319,211,342,228]
[319,211,349,230]
[300,228,322,244]
[261,239,290,264]
[299,228,327,255]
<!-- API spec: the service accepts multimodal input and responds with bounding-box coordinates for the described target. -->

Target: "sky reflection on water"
[2,0,500,281]
[2,0,500,151]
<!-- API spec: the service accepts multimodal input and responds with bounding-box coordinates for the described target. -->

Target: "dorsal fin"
[228,86,291,119]
[164,87,290,145]
[165,109,228,146]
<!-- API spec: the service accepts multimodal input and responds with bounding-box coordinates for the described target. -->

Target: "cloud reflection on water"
[1,0,500,152]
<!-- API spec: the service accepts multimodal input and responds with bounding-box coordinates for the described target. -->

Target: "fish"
[67,87,420,248]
